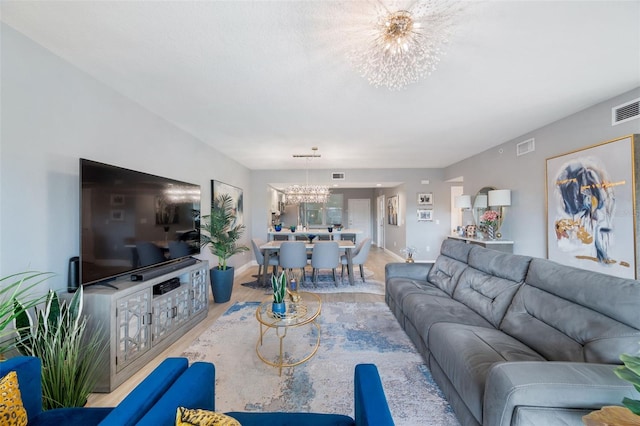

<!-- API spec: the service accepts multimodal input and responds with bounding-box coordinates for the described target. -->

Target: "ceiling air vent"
[331,172,345,180]
[612,98,640,126]
[516,138,535,156]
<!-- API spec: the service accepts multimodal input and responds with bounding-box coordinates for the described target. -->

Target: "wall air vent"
[516,138,535,156]
[331,172,345,180]
[612,98,640,126]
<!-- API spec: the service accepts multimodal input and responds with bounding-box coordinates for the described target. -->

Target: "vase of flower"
[480,210,500,240]
[486,225,496,240]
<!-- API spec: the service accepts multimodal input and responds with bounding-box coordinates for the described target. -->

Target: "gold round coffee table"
[255,291,321,375]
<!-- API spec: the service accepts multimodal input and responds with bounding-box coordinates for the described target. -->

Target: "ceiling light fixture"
[349,1,462,90]
[285,147,331,204]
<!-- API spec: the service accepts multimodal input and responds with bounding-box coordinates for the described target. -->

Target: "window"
[300,194,343,227]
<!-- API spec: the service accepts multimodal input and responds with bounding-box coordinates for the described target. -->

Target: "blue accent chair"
[3,357,393,426]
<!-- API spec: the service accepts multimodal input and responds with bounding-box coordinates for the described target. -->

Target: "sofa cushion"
[451,248,531,328]
[402,293,494,352]
[426,240,472,296]
[0,371,27,426]
[500,258,640,363]
[428,323,545,423]
[176,407,240,425]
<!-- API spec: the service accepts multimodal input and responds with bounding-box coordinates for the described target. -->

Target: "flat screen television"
[80,159,201,286]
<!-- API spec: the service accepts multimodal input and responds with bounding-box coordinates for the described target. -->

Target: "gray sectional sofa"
[385,239,640,426]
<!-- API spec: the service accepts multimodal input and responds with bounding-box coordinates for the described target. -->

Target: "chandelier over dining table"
[285,147,331,204]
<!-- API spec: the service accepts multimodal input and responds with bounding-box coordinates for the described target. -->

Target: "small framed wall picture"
[417,192,433,205]
[110,209,124,221]
[110,194,125,206]
[417,209,433,221]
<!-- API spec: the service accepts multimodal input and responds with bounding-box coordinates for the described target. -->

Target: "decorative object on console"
[465,224,476,238]
[347,1,464,90]
[480,210,500,240]
[201,193,249,303]
[546,135,638,279]
[401,246,418,263]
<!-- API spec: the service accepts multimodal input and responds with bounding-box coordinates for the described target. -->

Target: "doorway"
[348,199,372,243]
[376,195,385,248]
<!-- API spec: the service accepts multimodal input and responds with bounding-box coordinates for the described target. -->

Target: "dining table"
[259,239,357,285]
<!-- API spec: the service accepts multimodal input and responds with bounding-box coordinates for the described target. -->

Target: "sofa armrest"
[354,364,394,426]
[385,262,433,282]
[483,361,636,426]
[98,357,189,426]
[136,361,215,426]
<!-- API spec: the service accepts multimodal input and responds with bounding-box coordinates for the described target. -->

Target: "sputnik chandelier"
[285,147,331,204]
[349,0,462,90]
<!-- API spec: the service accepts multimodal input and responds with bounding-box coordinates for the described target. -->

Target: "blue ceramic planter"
[272,302,286,315]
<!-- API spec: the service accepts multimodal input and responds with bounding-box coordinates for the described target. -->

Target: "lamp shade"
[454,195,472,209]
[488,190,511,207]
[473,194,488,209]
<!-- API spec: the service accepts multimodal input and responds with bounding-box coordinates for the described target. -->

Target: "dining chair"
[341,238,372,282]
[252,239,279,286]
[278,241,308,283]
[168,241,191,259]
[136,242,165,267]
[311,241,340,286]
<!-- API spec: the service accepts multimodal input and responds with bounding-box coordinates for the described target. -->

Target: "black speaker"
[68,256,79,293]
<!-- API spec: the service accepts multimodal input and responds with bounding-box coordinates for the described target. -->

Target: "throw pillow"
[0,371,28,426]
[176,407,241,426]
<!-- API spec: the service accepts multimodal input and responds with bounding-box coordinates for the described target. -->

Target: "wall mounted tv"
[80,159,201,286]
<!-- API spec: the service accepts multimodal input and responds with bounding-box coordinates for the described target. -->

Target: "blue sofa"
[1,356,214,426]
[4,356,394,426]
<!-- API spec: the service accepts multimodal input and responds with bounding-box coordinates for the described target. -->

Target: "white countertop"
[448,235,514,244]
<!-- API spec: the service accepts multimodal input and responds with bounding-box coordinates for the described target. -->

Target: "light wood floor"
[88,245,399,407]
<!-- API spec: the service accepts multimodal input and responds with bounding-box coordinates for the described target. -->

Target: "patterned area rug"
[182,301,459,426]
[241,268,385,295]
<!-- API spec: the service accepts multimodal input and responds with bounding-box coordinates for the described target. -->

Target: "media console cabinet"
[83,260,209,392]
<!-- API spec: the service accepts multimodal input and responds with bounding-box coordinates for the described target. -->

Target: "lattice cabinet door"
[190,267,209,317]
[116,288,152,371]
[152,285,191,345]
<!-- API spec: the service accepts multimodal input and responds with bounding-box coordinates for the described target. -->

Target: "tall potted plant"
[201,193,249,303]
[0,271,48,356]
[14,285,107,408]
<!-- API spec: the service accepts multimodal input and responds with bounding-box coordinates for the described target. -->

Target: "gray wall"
[444,87,640,257]
[0,24,252,291]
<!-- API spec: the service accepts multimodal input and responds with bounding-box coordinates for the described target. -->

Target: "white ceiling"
[1,1,639,171]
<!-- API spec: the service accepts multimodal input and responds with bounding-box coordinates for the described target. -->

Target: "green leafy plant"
[615,351,640,415]
[200,193,249,270]
[271,271,287,303]
[0,271,49,355]
[14,286,107,409]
